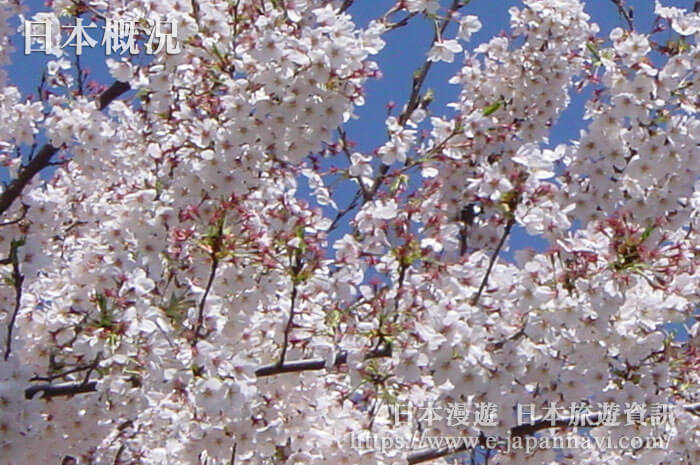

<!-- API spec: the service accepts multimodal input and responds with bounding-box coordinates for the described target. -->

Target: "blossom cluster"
[0,1,698,465]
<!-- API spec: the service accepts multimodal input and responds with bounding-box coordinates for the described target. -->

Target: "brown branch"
[30,361,98,382]
[610,0,634,31]
[3,239,24,360]
[471,217,514,306]
[113,444,126,465]
[0,203,28,227]
[366,0,464,199]
[229,441,237,465]
[24,381,98,399]
[338,0,353,14]
[256,344,392,377]
[386,12,419,31]
[0,81,130,217]
[193,256,219,344]
[277,246,304,365]
[97,81,131,111]
[458,203,479,255]
[193,219,223,345]
[278,284,298,365]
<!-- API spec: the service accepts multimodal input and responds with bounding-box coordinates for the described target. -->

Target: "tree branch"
[22,346,391,397]
[3,239,24,360]
[24,381,98,399]
[610,0,634,31]
[277,284,298,365]
[256,344,391,377]
[0,81,131,217]
[366,0,465,199]
[193,255,219,343]
[193,218,223,345]
[277,245,305,365]
[338,0,353,14]
[471,217,514,306]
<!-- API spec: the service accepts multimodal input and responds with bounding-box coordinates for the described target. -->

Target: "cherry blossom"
[0,1,697,465]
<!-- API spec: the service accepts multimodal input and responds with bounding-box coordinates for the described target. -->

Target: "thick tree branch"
[97,81,131,112]
[338,0,353,14]
[24,381,98,399]
[0,81,131,217]
[257,344,392,377]
[23,346,392,397]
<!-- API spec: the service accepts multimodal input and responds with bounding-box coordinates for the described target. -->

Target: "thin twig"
[328,190,363,232]
[610,0,634,31]
[230,442,237,465]
[470,217,515,306]
[3,239,24,360]
[278,285,297,365]
[75,44,84,96]
[113,444,125,465]
[193,254,219,344]
[367,0,464,199]
[30,361,98,382]
[278,247,304,365]
[0,204,28,227]
[338,127,368,199]
[386,12,419,31]
[192,217,224,344]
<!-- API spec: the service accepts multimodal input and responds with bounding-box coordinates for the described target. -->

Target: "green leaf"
[586,42,599,57]
[640,223,655,242]
[482,100,503,116]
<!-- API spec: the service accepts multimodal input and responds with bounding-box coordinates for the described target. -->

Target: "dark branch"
[610,0,634,31]
[256,345,391,377]
[366,0,464,200]
[30,362,98,382]
[278,246,305,364]
[278,284,298,365]
[97,81,131,111]
[24,381,98,399]
[4,239,24,360]
[471,217,514,306]
[338,0,353,14]
[193,256,218,343]
[0,81,130,217]
[193,218,223,344]
[0,203,28,227]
